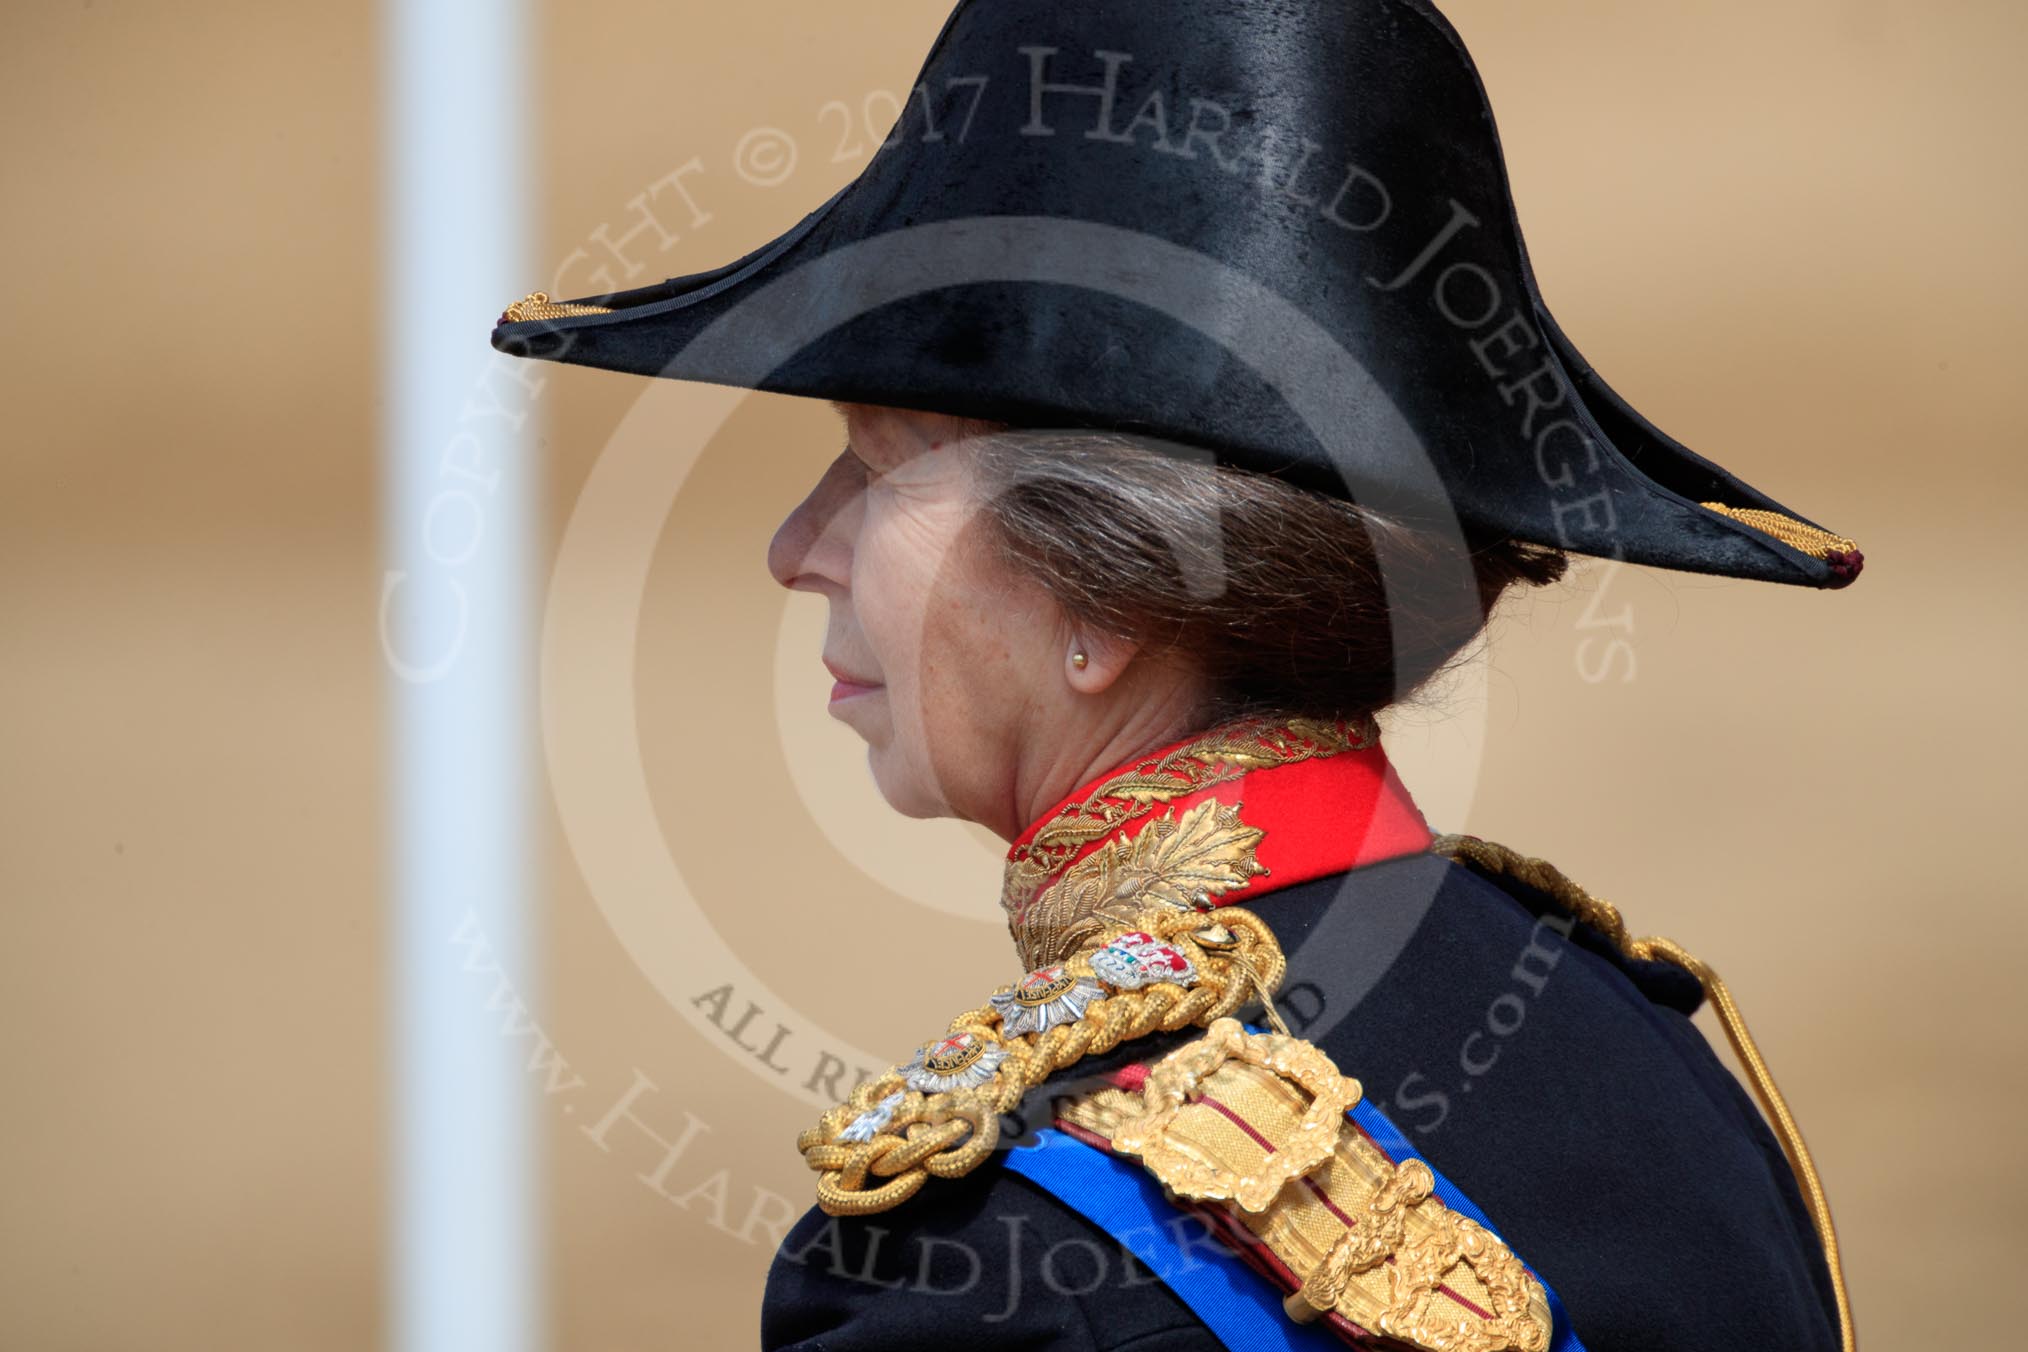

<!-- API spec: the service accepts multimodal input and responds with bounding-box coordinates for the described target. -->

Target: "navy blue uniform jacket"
[762,852,1841,1350]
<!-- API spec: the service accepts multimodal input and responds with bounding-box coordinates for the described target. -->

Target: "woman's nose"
[767,451,864,592]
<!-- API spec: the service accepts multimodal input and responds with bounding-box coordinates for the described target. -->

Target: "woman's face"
[766,404,1074,830]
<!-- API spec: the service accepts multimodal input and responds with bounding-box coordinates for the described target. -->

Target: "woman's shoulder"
[1272,849,1843,1349]
[766,848,1840,1350]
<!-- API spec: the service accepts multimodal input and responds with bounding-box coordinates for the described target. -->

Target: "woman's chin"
[863,746,953,821]
[826,695,897,778]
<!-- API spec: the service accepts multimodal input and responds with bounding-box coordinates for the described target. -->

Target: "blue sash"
[1004,1098,1588,1352]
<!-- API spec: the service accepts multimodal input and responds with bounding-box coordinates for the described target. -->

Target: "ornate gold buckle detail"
[1111,1017,1361,1213]
[1286,1157,1552,1352]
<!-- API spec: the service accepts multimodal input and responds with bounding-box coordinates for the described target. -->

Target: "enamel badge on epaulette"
[990,965,1105,1036]
[1090,930,1199,989]
[903,1032,1008,1094]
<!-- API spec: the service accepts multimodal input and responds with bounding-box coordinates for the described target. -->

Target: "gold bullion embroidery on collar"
[1002,716,1373,967]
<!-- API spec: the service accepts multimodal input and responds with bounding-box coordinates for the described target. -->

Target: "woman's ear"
[1064,628,1140,695]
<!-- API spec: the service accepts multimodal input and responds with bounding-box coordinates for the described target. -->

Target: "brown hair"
[966,428,1567,724]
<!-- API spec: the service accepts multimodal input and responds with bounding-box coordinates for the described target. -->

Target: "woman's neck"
[1001,685,1210,844]
[997,713,1420,970]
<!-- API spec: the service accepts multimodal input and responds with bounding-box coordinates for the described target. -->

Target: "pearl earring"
[1070,650,1089,670]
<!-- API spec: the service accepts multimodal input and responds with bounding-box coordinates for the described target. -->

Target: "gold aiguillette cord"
[1431,835,1855,1352]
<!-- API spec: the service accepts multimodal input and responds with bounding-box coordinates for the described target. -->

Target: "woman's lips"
[828,678,883,705]
[824,662,884,705]
[823,664,888,709]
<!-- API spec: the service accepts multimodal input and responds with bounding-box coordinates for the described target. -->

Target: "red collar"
[1001,716,1432,967]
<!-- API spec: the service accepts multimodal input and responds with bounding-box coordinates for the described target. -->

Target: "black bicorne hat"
[492,0,1861,588]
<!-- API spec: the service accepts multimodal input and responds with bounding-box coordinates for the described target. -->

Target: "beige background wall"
[3,1,2022,1347]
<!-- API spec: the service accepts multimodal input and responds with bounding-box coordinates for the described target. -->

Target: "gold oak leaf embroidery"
[1017,798,1269,969]
[1002,717,1365,929]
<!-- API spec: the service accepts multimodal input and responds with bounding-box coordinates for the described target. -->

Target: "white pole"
[381,3,541,1350]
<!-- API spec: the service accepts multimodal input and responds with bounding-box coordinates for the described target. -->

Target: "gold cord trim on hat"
[499,291,614,323]
[1431,834,1856,1352]
[1003,715,1375,965]
[1700,502,1858,561]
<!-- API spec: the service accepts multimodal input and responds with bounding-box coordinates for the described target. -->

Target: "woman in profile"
[494,2,1858,1348]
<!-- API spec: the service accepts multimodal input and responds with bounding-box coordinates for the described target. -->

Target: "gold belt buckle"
[1111,1017,1361,1212]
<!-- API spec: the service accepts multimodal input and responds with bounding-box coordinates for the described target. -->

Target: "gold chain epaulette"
[1431,833,1856,1352]
[797,904,1285,1217]
[802,886,1561,1352]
